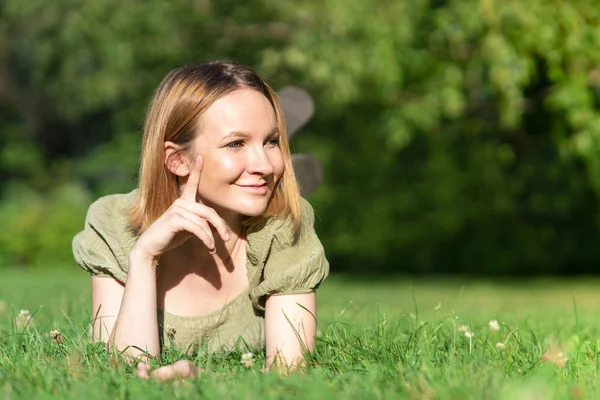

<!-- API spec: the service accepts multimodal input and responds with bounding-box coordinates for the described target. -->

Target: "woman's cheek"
[217,155,237,171]
[206,154,239,178]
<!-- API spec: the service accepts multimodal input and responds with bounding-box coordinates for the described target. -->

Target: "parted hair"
[128,60,302,234]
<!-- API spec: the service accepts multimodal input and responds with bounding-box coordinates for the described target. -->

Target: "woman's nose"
[247,147,274,175]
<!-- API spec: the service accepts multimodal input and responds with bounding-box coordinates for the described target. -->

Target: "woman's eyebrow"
[221,127,279,141]
[221,131,252,141]
[265,127,280,137]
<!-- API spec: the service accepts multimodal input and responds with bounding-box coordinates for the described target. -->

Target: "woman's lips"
[236,183,268,195]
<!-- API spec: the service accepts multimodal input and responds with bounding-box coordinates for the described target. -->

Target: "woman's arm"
[91,251,160,360]
[112,251,160,358]
[90,156,228,361]
[91,276,124,342]
[265,292,317,373]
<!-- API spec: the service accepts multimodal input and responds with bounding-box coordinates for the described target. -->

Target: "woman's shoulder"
[246,198,316,256]
[270,197,317,245]
[247,197,329,309]
[84,190,138,227]
[82,189,139,257]
[72,190,139,282]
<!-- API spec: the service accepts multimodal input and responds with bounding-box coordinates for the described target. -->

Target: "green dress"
[72,190,329,354]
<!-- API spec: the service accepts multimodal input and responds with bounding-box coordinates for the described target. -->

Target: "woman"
[72,60,329,377]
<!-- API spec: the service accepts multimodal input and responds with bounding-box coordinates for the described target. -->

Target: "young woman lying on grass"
[72,60,329,379]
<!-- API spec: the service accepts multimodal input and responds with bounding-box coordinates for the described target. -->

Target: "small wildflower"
[496,342,506,350]
[18,309,30,321]
[16,309,32,328]
[434,302,441,311]
[464,331,474,339]
[165,325,176,339]
[457,325,469,333]
[488,320,500,332]
[240,352,255,368]
[541,346,568,367]
[50,329,63,344]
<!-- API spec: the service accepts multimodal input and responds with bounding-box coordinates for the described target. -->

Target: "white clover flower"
[240,352,255,368]
[464,331,474,339]
[458,325,469,333]
[496,342,506,350]
[15,309,32,328]
[18,309,31,324]
[50,329,63,344]
[165,325,176,339]
[541,346,568,367]
[18,309,31,321]
[488,320,500,332]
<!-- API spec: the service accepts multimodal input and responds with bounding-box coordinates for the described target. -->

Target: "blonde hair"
[128,60,302,234]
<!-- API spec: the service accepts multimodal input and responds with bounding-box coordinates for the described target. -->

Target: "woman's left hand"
[136,360,199,382]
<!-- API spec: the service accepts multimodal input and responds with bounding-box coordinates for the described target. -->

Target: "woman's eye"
[266,137,280,147]
[226,141,244,149]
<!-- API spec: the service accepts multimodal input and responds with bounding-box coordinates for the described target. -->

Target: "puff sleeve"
[71,192,138,284]
[249,199,329,309]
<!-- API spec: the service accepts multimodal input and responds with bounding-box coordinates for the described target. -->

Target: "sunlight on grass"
[1,269,600,399]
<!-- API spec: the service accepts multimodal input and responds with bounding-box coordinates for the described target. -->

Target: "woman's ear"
[164,141,191,177]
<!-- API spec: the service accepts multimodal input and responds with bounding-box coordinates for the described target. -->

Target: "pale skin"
[91,89,317,380]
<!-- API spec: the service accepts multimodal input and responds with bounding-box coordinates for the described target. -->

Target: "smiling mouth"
[236,183,268,194]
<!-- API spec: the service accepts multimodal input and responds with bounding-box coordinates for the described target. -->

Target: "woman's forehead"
[200,89,277,139]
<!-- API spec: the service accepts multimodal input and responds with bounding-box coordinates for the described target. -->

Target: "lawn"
[1,269,599,399]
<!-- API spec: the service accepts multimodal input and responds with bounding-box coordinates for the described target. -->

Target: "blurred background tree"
[1,0,599,275]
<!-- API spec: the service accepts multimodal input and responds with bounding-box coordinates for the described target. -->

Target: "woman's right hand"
[132,155,230,261]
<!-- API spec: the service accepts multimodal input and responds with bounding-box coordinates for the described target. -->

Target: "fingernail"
[224,232,230,241]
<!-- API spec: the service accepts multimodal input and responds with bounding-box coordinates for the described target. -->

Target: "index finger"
[181,155,203,202]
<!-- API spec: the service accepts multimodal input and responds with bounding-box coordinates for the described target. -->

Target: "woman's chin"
[234,200,269,217]
[238,207,268,218]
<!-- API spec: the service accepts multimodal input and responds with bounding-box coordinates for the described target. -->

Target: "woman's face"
[192,88,284,219]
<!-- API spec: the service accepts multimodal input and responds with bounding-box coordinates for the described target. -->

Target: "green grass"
[1,270,600,399]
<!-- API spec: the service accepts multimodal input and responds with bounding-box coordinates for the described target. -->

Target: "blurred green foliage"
[1,0,600,274]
